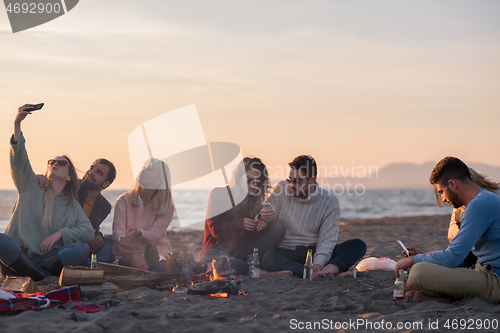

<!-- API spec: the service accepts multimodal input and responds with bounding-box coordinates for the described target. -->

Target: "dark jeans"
[93,235,115,263]
[261,239,367,277]
[0,233,90,277]
[201,218,286,275]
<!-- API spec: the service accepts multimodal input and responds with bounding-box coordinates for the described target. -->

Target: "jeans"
[93,235,115,263]
[0,233,90,276]
[261,238,367,277]
[228,218,286,261]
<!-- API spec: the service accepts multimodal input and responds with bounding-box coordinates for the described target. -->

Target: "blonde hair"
[434,167,500,207]
[130,158,172,216]
[42,155,79,228]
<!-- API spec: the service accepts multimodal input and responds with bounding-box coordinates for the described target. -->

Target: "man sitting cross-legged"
[395,156,500,303]
[261,155,366,277]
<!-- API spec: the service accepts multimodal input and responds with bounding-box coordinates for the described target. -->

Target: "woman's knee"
[68,242,90,261]
[0,233,22,264]
[267,218,286,238]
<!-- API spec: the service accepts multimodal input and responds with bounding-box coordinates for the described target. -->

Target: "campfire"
[172,255,248,298]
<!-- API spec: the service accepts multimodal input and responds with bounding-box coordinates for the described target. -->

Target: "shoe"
[8,252,50,282]
[38,253,64,276]
[145,244,160,272]
[157,260,168,273]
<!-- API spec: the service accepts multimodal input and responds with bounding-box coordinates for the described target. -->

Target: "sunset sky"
[0,1,499,190]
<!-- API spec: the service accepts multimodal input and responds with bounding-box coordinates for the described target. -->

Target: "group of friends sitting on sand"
[0,104,499,304]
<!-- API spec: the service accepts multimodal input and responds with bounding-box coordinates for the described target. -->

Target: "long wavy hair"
[434,167,500,207]
[130,158,172,216]
[230,157,271,219]
[42,155,79,228]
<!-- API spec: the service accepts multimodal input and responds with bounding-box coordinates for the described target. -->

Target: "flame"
[204,290,229,299]
[210,259,219,281]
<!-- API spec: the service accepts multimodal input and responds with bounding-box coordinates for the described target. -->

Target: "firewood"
[1,276,37,293]
[59,267,104,286]
[104,273,180,291]
[97,262,152,276]
[187,279,239,295]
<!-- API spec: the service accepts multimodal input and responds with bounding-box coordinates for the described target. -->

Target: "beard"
[81,176,104,191]
[448,192,463,209]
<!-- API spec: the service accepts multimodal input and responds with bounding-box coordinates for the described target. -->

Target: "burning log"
[186,257,242,297]
[187,279,239,296]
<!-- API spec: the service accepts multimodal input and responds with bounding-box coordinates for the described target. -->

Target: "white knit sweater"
[267,181,340,267]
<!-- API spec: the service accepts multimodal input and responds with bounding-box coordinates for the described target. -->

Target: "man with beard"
[79,159,116,262]
[395,156,500,302]
[37,158,116,262]
[260,155,366,277]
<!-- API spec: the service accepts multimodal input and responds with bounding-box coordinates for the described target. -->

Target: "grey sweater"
[4,133,94,257]
[267,181,341,267]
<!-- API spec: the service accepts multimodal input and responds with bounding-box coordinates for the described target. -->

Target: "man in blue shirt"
[396,156,500,302]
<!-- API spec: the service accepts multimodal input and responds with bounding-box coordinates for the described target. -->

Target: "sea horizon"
[0,188,453,233]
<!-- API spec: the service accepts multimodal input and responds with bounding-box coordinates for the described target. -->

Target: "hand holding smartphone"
[24,103,44,112]
[262,202,274,212]
[397,240,410,257]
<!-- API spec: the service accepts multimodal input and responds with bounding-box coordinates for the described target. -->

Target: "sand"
[2,215,500,333]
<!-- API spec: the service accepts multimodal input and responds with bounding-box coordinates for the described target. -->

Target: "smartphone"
[25,103,44,112]
[262,202,274,212]
[397,240,410,257]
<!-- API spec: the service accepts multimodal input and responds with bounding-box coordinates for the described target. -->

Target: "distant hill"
[318,161,500,190]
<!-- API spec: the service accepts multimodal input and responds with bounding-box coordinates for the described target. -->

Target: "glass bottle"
[250,248,260,278]
[303,249,313,281]
[90,254,97,269]
[393,269,405,301]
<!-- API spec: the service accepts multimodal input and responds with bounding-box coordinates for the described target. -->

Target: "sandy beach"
[2,214,499,333]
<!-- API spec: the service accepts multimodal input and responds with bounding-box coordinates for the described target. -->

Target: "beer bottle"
[393,269,405,300]
[303,249,313,281]
[251,248,260,278]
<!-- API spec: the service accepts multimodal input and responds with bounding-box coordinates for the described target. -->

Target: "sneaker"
[145,244,160,272]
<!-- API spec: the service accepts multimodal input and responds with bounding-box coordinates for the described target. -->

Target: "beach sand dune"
[1,215,499,333]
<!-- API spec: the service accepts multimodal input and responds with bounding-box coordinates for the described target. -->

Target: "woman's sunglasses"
[47,159,69,167]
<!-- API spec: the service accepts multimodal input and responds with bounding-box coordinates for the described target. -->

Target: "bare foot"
[260,269,293,276]
[337,270,355,277]
[315,270,354,278]
[314,263,340,277]
[406,290,452,302]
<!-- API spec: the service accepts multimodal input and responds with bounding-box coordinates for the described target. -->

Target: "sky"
[0,0,499,190]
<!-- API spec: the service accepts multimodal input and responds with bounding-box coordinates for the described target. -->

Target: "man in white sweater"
[261,155,366,277]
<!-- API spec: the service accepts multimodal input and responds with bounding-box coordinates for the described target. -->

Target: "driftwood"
[59,267,104,286]
[96,262,181,290]
[97,262,149,276]
[104,274,179,291]
[1,276,38,293]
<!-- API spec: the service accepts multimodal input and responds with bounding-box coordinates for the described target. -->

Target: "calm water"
[0,189,452,233]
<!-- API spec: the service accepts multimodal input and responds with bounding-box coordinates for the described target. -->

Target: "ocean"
[0,189,453,234]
